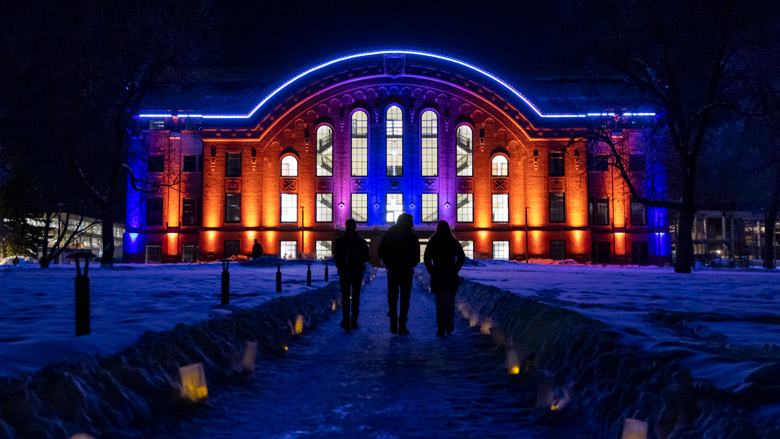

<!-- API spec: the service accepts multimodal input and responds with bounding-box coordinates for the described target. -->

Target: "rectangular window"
[148,155,164,173]
[548,151,564,176]
[387,136,403,176]
[595,198,609,225]
[315,240,333,260]
[460,240,474,259]
[351,112,368,176]
[150,119,165,130]
[226,152,241,177]
[421,112,438,176]
[280,193,298,223]
[225,193,241,223]
[456,127,473,176]
[224,240,240,259]
[351,193,368,223]
[386,193,403,223]
[421,193,438,223]
[456,193,474,223]
[316,128,333,176]
[146,198,163,226]
[492,193,509,223]
[628,154,646,172]
[549,193,565,223]
[182,243,197,263]
[316,194,333,223]
[593,154,609,172]
[630,198,647,225]
[183,155,197,172]
[419,238,428,263]
[550,240,566,260]
[145,243,162,263]
[182,198,198,226]
[280,241,297,259]
[493,241,509,261]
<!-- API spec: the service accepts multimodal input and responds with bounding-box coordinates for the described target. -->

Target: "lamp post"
[68,252,95,336]
[300,205,305,259]
[525,207,529,263]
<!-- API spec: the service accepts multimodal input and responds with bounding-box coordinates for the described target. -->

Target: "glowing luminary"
[537,370,555,408]
[621,418,648,439]
[459,305,470,320]
[468,312,479,327]
[507,349,520,375]
[331,301,336,312]
[179,363,208,402]
[551,389,570,411]
[294,315,304,335]
[480,319,493,335]
[241,341,257,373]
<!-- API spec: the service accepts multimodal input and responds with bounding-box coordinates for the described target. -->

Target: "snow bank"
[422,272,780,438]
[0,282,346,439]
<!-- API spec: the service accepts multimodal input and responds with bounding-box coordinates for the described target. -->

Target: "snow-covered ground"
[461,261,780,390]
[0,260,334,377]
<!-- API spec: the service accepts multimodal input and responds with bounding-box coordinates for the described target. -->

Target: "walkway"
[153,270,595,438]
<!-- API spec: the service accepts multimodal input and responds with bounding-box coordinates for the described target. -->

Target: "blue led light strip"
[139,50,655,120]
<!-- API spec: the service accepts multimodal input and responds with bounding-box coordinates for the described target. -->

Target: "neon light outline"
[138,50,655,120]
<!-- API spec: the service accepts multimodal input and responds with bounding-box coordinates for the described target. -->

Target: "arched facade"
[126,51,669,265]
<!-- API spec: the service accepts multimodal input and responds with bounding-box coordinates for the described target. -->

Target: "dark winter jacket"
[334,231,369,276]
[251,242,263,259]
[424,234,465,294]
[378,214,420,272]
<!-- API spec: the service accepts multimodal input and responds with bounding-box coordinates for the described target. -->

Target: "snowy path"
[151,271,595,439]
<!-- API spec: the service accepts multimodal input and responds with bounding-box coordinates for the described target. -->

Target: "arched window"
[281,155,298,177]
[456,125,473,176]
[491,155,508,176]
[316,125,333,177]
[386,106,403,176]
[351,110,368,177]
[421,110,438,177]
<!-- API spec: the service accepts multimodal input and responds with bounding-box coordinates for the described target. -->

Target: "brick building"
[124,51,670,265]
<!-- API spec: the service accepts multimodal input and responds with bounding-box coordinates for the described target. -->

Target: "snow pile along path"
[446,274,780,438]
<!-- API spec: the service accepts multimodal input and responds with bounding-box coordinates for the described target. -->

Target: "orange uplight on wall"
[166,233,178,256]
[571,230,586,255]
[529,230,543,256]
[614,232,626,256]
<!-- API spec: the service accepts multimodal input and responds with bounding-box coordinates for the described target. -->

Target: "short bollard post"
[68,252,95,337]
[306,263,312,286]
[220,259,230,305]
[324,262,329,281]
[276,263,282,293]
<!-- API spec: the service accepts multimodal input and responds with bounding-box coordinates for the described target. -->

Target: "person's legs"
[339,275,351,331]
[435,293,445,336]
[398,269,413,335]
[444,293,455,333]
[350,272,362,327]
[386,269,400,334]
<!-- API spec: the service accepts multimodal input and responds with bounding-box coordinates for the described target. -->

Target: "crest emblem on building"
[384,54,405,78]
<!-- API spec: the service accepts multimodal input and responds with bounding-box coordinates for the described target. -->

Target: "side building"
[124,51,670,265]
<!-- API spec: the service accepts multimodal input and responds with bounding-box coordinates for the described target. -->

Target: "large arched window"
[316,125,333,177]
[456,125,473,176]
[351,111,368,177]
[386,106,403,176]
[421,110,438,177]
[491,155,508,176]
[281,155,298,177]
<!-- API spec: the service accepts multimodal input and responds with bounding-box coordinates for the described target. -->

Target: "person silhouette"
[251,239,264,259]
[423,221,466,337]
[378,212,420,335]
[334,219,369,331]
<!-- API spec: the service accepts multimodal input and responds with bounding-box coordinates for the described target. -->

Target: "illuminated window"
[421,110,438,176]
[548,151,564,176]
[456,193,473,223]
[280,193,297,223]
[492,194,509,223]
[351,193,368,223]
[419,238,428,263]
[456,125,473,176]
[281,155,298,177]
[351,110,368,177]
[224,240,240,258]
[148,155,164,173]
[460,240,474,259]
[225,193,241,223]
[146,198,162,226]
[550,240,566,260]
[422,193,438,223]
[492,155,508,176]
[630,198,647,225]
[316,193,333,223]
[493,241,509,260]
[316,125,333,176]
[549,193,565,223]
[280,241,297,259]
[226,153,241,177]
[386,106,403,176]
[386,193,403,223]
[315,241,333,260]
